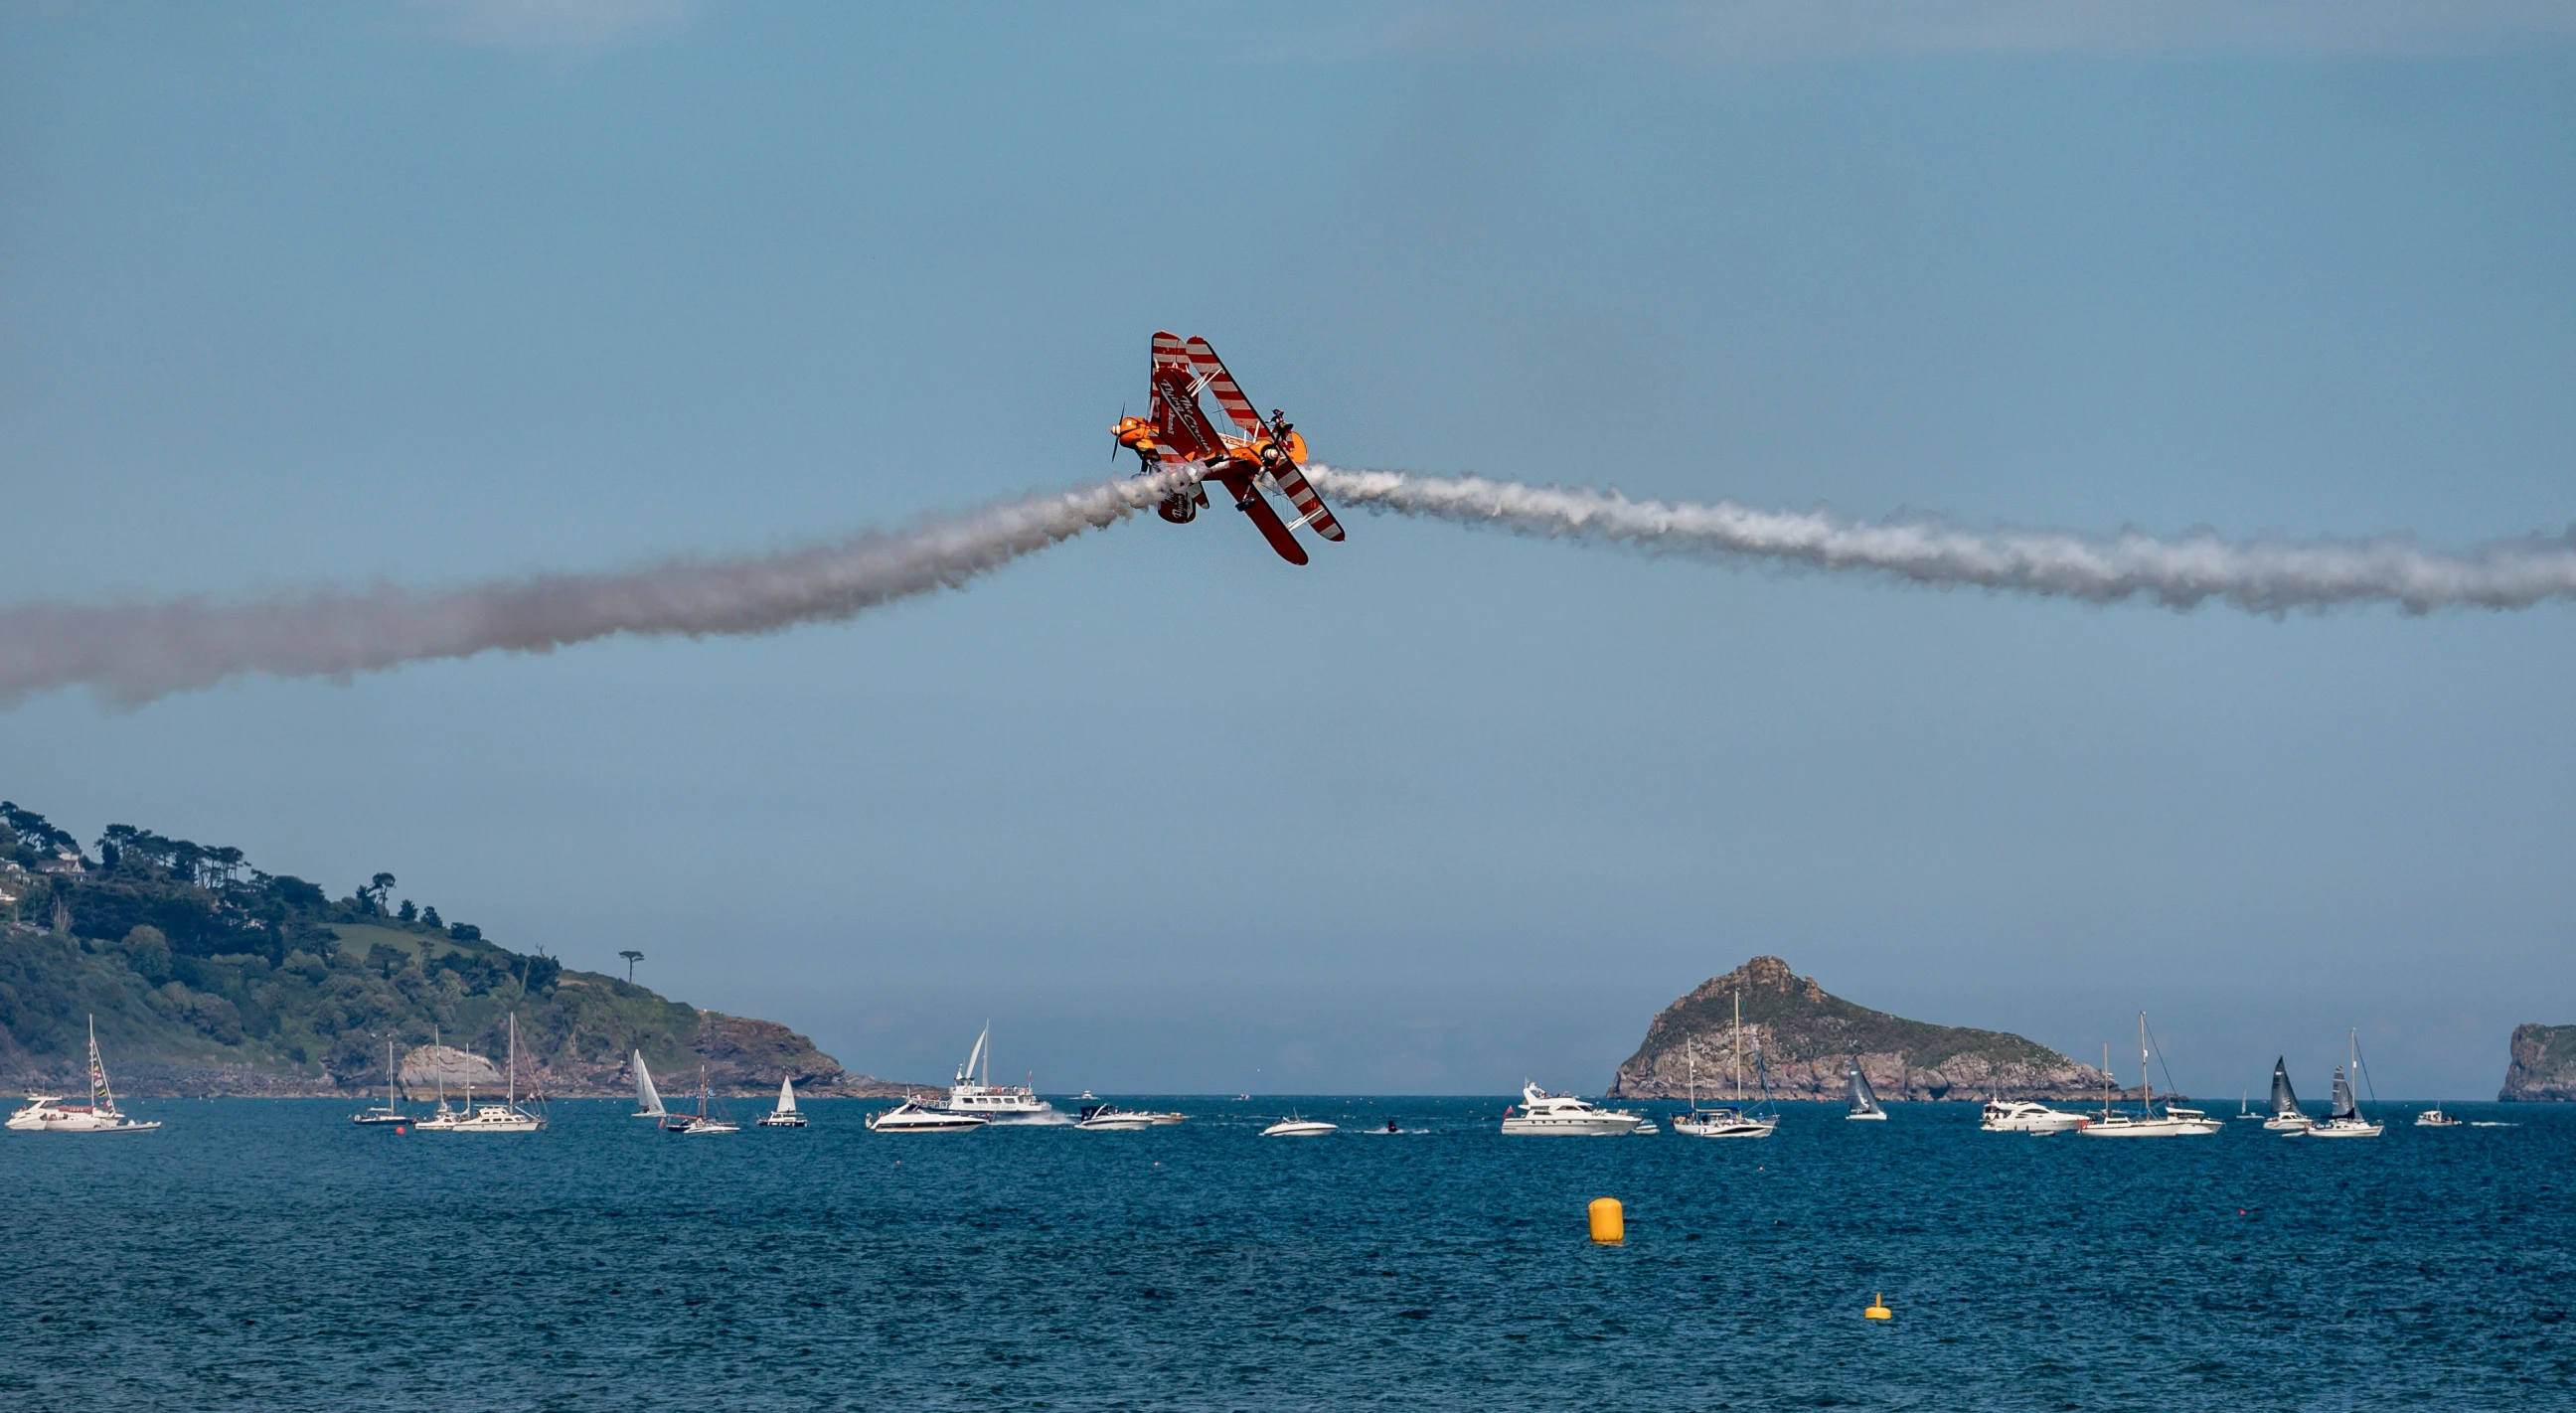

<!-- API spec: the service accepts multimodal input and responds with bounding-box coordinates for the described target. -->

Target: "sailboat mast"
[2138,1013,2150,1116]
[508,1014,517,1107]
[1733,992,1743,1103]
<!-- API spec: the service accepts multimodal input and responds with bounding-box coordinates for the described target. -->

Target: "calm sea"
[2,1096,2569,1410]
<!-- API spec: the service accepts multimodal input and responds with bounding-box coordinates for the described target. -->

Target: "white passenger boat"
[867,1096,988,1133]
[2413,1106,2463,1128]
[437,1015,546,1133]
[1846,1064,1888,1121]
[631,1050,667,1119]
[756,1075,807,1128]
[1262,1115,1337,1136]
[2080,1017,2221,1138]
[2262,1057,2312,1132]
[1980,1099,2089,1134]
[2301,1032,2383,1139]
[941,1023,1053,1119]
[6,1018,160,1134]
[1076,1104,1160,1130]
[1503,1083,1645,1136]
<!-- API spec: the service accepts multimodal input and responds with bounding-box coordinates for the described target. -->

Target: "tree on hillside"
[619,950,643,982]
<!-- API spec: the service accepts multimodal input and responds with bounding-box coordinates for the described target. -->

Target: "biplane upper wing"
[1148,331,1226,463]
[1184,336,1345,542]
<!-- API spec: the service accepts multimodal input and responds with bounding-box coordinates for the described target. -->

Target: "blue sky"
[3,2,2572,1097]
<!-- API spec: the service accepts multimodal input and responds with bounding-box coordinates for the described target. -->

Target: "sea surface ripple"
[3,1097,2572,1410]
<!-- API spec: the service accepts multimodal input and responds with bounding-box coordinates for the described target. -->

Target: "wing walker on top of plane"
[1112,333,1345,565]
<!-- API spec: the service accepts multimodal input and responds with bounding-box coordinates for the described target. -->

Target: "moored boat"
[663,1066,739,1135]
[351,1037,410,1126]
[1503,1083,1645,1136]
[756,1075,807,1128]
[2301,1031,2382,1139]
[867,1096,988,1133]
[2081,1017,2221,1138]
[436,1015,546,1134]
[1980,1099,2088,1134]
[6,1018,160,1134]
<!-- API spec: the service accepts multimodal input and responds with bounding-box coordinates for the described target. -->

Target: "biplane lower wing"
[1214,469,1309,565]
[1265,464,1344,541]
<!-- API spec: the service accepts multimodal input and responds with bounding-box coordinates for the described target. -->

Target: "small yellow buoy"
[1588,1197,1624,1244]
[1864,1293,1892,1321]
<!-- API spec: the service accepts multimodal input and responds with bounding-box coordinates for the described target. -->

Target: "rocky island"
[2498,1023,2576,1101]
[1608,956,2116,1101]
[0,799,920,1098]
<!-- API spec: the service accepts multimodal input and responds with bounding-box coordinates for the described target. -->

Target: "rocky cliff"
[1607,956,2115,1101]
[2498,1023,2576,1101]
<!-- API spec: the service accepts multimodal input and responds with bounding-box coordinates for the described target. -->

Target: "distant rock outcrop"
[401,1043,504,1095]
[2498,1023,2576,1101]
[1607,956,2115,1102]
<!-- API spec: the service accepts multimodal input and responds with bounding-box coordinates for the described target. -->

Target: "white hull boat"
[7,1018,160,1134]
[2296,1033,2381,1138]
[1502,1082,1644,1136]
[1672,992,1777,1137]
[352,1038,411,1126]
[2081,1016,2221,1138]
[868,1097,987,1133]
[941,1023,1053,1119]
[2413,1107,2463,1128]
[433,1015,546,1133]
[1076,1104,1160,1130]
[2262,1057,2312,1132]
[1846,1064,1887,1121]
[1981,1100,2089,1134]
[632,1050,667,1119]
[757,1075,807,1128]
[662,1067,739,1134]
[1262,1116,1337,1136]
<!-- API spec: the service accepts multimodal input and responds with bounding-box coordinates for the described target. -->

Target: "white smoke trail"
[0,469,1198,708]
[1305,465,2576,615]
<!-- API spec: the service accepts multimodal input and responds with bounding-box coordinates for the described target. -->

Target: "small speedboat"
[1075,1104,1158,1131]
[2414,1106,2463,1128]
[1262,1116,1337,1136]
[867,1097,988,1133]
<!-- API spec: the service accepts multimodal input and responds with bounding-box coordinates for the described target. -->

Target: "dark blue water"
[4,1097,2571,1410]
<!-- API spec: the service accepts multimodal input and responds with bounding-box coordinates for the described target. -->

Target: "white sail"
[776,1075,797,1115]
[633,1050,665,1117]
[957,1023,989,1085]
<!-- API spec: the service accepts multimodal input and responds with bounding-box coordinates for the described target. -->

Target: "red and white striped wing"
[1183,336,1267,435]
[1151,331,1193,376]
[1267,463,1345,542]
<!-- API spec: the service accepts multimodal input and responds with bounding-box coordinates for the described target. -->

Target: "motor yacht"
[2300,1033,2383,1138]
[756,1075,807,1128]
[940,1023,1053,1119]
[1075,1104,1160,1130]
[2080,1016,2221,1138]
[867,1096,988,1133]
[7,1018,161,1134]
[1502,1083,1645,1136]
[1980,1099,2088,1134]
[1262,1116,1337,1136]
[2414,1106,2463,1128]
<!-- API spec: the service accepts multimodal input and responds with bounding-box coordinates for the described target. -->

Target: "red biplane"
[1112,333,1344,565]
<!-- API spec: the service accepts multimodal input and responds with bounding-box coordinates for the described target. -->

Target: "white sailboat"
[2263,1056,2312,1133]
[351,1036,409,1125]
[440,1014,545,1133]
[631,1050,667,1119]
[1673,992,1776,1138]
[662,1065,739,1135]
[1846,1063,1888,1121]
[416,1025,461,1130]
[756,1074,807,1128]
[2081,1017,2221,1138]
[2302,1030,2383,1138]
[6,1017,161,1133]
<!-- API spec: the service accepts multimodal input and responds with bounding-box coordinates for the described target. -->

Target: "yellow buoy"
[1864,1293,1892,1321]
[1587,1197,1624,1244]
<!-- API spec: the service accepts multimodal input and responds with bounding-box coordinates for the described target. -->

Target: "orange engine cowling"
[1284,428,1309,465]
